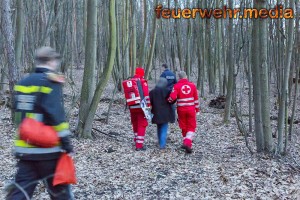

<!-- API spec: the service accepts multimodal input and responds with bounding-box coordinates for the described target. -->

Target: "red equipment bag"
[19,118,59,148]
[141,80,150,105]
[53,153,77,186]
[122,79,142,106]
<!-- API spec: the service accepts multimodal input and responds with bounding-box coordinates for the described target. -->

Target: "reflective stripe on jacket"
[168,78,200,112]
[15,139,62,154]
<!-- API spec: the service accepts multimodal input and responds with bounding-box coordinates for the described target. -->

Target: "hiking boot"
[182,145,192,154]
[185,146,193,154]
[136,146,146,151]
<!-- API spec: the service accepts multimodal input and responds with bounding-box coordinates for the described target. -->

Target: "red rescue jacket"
[168,79,200,112]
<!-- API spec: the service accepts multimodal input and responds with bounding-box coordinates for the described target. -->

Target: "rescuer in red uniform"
[168,71,199,153]
[129,67,150,151]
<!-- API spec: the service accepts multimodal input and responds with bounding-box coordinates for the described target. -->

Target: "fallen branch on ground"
[92,127,127,142]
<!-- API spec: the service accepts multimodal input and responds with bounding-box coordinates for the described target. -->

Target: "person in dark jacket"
[160,64,177,118]
[150,77,175,149]
[160,64,177,91]
[6,47,74,200]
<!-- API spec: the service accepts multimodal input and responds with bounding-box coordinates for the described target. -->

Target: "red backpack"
[122,78,144,106]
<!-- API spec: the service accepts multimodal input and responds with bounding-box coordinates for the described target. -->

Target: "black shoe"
[185,147,193,154]
[182,145,192,154]
[136,146,146,151]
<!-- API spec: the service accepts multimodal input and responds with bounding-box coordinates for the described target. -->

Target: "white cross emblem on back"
[181,85,191,94]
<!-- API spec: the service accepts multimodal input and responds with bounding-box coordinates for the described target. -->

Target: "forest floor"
[1,68,300,199]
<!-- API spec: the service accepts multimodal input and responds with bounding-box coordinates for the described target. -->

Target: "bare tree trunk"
[81,0,117,137]
[222,18,227,95]
[288,0,300,143]
[174,0,183,70]
[77,0,97,138]
[123,0,130,79]
[206,18,214,94]
[223,0,234,123]
[252,0,264,152]
[145,1,158,79]
[196,17,204,95]
[216,12,223,96]
[72,0,80,70]
[139,0,148,67]
[83,0,87,51]
[277,0,295,154]
[185,19,192,79]
[131,0,137,74]
[259,0,273,153]
[1,0,20,116]
[15,0,24,69]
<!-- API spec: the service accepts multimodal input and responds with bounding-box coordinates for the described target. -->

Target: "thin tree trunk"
[288,0,300,143]
[251,0,264,152]
[83,0,87,51]
[259,0,273,153]
[217,14,223,96]
[223,0,234,123]
[15,0,24,69]
[77,0,97,138]
[277,0,295,154]
[1,0,20,117]
[196,26,203,93]
[139,0,148,67]
[131,0,137,74]
[123,0,130,79]
[81,0,117,137]
[145,0,158,79]
[222,19,227,95]
[174,0,183,70]
[185,19,192,79]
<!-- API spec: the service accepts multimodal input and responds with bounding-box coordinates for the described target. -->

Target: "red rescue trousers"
[130,109,148,149]
[177,109,196,148]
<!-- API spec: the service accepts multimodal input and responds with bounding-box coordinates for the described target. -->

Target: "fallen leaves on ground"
[0,71,300,199]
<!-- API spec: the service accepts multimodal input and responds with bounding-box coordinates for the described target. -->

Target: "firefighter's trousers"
[6,159,74,200]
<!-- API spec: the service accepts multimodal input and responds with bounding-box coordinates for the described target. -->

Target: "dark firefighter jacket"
[13,67,73,160]
[160,69,177,90]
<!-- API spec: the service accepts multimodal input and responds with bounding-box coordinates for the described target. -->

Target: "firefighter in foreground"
[123,67,150,151]
[7,47,74,199]
[168,71,200,153]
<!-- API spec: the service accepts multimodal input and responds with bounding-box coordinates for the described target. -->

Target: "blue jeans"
[157,123,169,149]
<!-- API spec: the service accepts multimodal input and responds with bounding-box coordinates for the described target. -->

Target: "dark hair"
[162,64,168,69]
